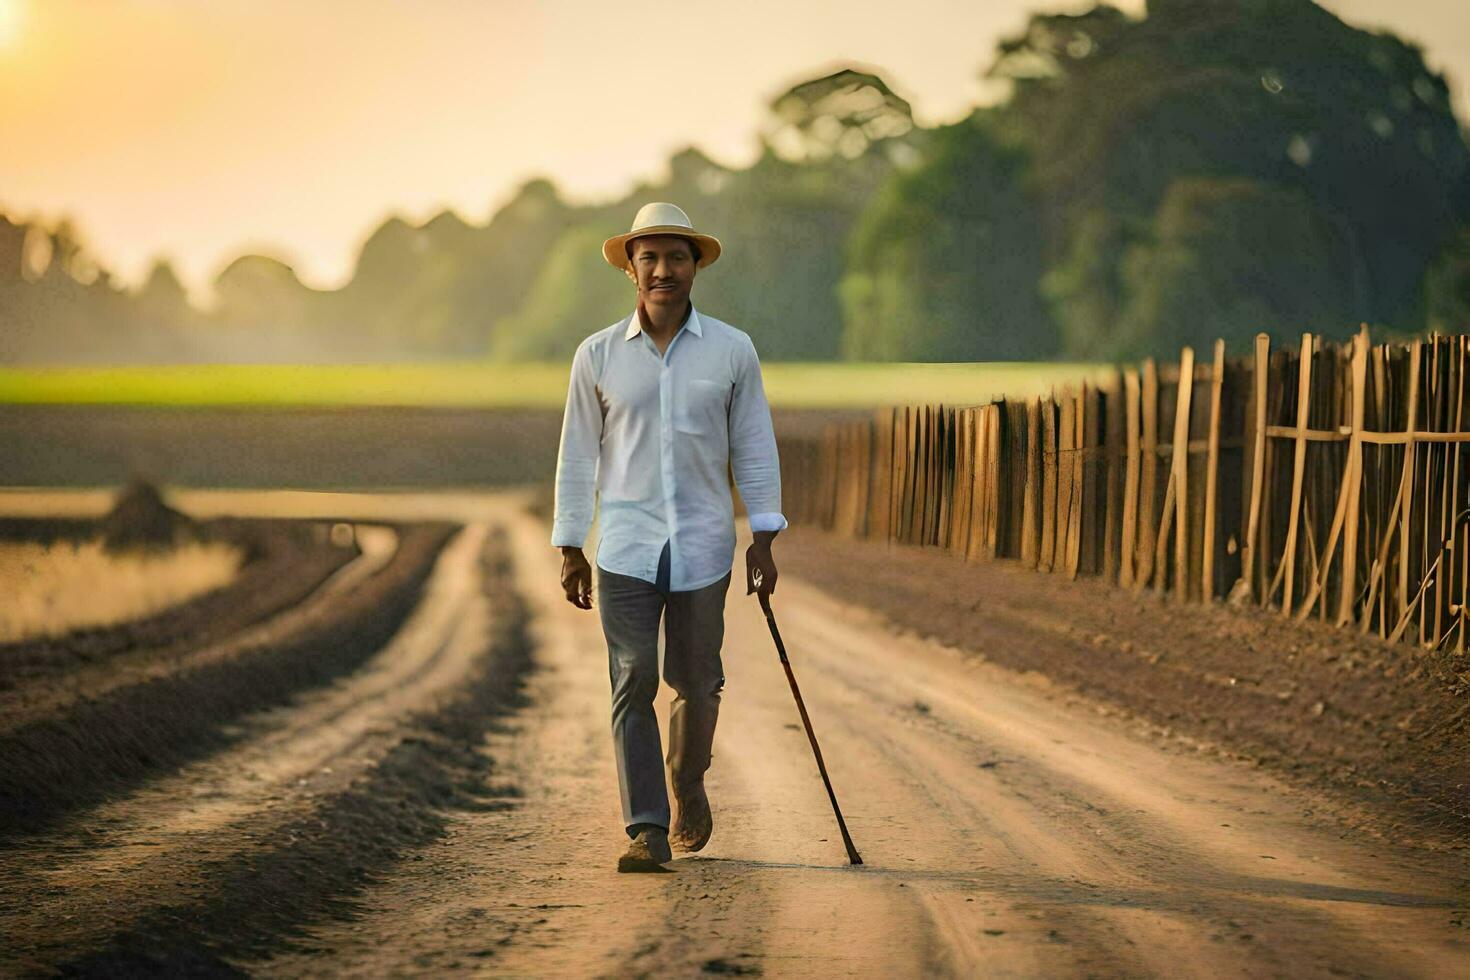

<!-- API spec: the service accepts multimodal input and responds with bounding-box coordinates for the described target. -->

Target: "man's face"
[629,235,697,314]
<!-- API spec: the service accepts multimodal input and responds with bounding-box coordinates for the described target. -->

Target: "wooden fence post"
[1055,394,1076,574]
[1359,340,1422,634]
[1120,370,1141,587]
[968,407,986,560]
[1281,333,1314,614]
[1102,375,1124,582]
[1149,347,1196,600]
[951,408,971,556]
[1234,333,1270,602]
[1065,390,1084,578]
[1077,385,1098,576]
[1040,396,1057,573]
[892,408,908,543]
[936,409,952,550]
[871,408,893,542]
[988,404,1004,560]
[1294,330,1368,621]
[915,407,931,545]
[896,407,913,543]
[1449,337,1467,650]
[962,407,976,557]
[1202,339,1226,599]
[1136,360,1160,585]
[1398,341,1424,625]
[1003,401,1024,558]
[1432,336,1460,646]
[1173,347,1195,602]
[1021,399,1040,567]
[928,406,944,546]
[1336,330,1368,624]
[968,406,988,561]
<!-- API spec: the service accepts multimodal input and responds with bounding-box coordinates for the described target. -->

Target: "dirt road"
[2,492,1467,977]
[266,504,1470,978]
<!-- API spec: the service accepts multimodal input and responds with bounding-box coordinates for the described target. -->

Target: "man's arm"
[551,341,601,610]
[728,336,787,597]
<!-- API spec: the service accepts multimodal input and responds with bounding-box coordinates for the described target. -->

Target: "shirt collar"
[624,303,702,341]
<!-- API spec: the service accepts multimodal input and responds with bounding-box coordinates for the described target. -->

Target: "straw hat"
[602,202,722,274]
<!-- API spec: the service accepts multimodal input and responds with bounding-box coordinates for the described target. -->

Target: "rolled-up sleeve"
[729,335,787,533]
[551,340,601,548]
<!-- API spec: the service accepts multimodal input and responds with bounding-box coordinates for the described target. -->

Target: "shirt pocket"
[675,378,729,434]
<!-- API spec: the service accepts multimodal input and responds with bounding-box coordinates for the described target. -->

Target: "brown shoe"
[617,826,672,873]
[669,783,713,852]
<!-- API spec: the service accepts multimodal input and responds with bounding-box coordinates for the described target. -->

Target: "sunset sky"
[0,0,1464,301]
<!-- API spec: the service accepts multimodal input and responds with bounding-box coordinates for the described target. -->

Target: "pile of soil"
[99,478,195,553]
[782,528,1470,848]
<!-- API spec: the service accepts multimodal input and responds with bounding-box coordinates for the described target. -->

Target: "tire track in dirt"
[0,523,532,976]
[0,522,452,837]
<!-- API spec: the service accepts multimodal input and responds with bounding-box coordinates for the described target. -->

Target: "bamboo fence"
[780,330,1470,651]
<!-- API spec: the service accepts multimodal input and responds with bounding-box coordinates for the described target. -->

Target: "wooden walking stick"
[754,577,863,866]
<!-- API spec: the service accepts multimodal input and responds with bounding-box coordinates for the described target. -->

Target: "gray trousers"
[598,545,731,835]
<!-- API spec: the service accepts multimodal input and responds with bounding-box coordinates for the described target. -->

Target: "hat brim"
[602,226,722,273]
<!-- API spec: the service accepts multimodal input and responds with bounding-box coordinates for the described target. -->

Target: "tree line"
[3,0,1467,365]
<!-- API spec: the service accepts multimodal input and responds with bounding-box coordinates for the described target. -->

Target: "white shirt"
[551,304,787,591]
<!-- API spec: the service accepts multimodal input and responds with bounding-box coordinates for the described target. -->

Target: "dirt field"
[0,405,853,489]
[2,491,1467,977]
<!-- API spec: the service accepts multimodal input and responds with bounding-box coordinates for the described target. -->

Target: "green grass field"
[0,361,1114,410]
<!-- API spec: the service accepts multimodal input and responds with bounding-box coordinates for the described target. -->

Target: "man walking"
[551,202,786,873]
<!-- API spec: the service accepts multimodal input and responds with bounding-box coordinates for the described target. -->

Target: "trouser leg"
[663,572,731,794]
[598,565,669,835]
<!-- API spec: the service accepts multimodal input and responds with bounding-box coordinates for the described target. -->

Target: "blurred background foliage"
[2,0,1467,365]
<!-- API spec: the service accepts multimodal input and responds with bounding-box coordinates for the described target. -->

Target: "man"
[551,202,786,873]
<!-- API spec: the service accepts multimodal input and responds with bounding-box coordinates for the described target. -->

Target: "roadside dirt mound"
[782,528,1470,849]
[99,478,195,553]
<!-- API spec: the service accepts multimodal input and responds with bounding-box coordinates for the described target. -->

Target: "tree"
[1113,177,1360,357]
[991,0,1470,349]
[487,223,630,360]
[210,254,322,359]
[1426,225,1470,333]
[764,68,915,164]
[840,115,1056,360]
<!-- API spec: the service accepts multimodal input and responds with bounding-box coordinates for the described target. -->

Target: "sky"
[0,0,1465,301]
